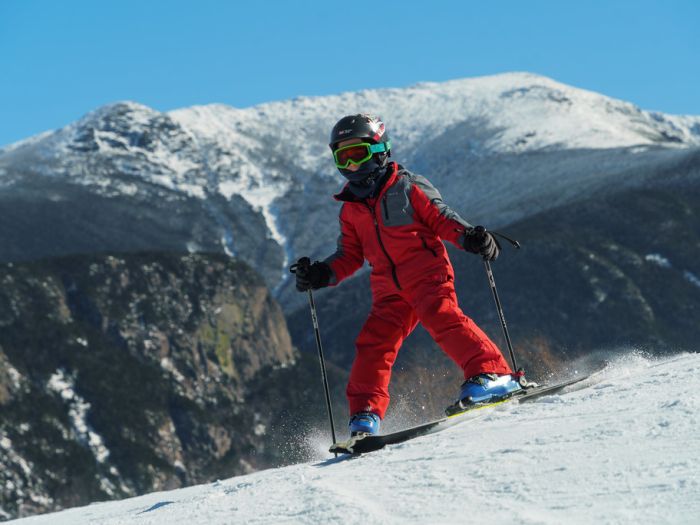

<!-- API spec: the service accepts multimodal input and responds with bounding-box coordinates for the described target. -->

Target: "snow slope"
[11,352,700,524]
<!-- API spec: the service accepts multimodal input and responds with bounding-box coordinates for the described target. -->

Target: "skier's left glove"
[462,226,500,261]
[293,257,332,291]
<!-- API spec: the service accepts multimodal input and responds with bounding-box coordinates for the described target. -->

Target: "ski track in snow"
[11,351,700,525]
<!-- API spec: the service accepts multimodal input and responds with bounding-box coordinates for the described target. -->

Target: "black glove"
[462,226,500,261]
[292,257,332,292]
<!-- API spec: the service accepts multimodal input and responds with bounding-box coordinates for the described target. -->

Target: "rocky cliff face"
[0,253,295,519]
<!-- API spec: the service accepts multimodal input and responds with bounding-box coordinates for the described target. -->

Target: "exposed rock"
[0,253,295,519]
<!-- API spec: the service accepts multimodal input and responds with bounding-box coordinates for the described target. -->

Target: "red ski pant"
[346,275,512,418]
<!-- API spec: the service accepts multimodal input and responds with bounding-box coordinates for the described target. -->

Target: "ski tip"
[329,443,355,455]
[329,436,362,455]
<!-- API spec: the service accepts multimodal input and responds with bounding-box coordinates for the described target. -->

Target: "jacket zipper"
[365,203,402,290]
[382,197,389,221]
[421,237,438,257]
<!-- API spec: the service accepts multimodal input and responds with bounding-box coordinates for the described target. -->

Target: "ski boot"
[349,412,381,437]
[458,373,523,407]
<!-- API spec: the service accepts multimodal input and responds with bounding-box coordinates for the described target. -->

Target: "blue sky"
[1,0,698,146]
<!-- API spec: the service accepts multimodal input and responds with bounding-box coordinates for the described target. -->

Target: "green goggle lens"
[333,141,390,169]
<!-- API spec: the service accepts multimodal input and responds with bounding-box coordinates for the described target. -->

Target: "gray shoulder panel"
[407,172,472,229]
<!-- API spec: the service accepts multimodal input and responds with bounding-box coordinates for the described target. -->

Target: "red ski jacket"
[324,162,473,295]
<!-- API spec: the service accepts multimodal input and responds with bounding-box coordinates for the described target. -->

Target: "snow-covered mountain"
[1,73,699,305]
[9,351,700,524]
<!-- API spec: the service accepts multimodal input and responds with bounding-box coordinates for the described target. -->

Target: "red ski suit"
[324,162,512,418]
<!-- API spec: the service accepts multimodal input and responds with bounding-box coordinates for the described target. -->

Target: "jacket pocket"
[382,197,389,221]
[382,188,414,227]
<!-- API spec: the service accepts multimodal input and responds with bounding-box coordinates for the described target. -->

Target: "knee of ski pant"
[349,342,397,393]
[355,307,415,353]
[415,295,470,334]
[408,276,458,311]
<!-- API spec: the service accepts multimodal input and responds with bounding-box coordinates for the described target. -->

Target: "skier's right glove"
[293,257,332,292]
[462,226,500,261]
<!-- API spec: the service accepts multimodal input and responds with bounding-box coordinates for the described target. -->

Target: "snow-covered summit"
[171,71,700,163]
[8,71,697,189]
[3,72,699,206]
[11,351,700,524]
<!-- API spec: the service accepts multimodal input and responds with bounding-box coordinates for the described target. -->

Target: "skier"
[295,114,521,436]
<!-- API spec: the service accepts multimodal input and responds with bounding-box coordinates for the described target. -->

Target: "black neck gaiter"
[347,166,390,199]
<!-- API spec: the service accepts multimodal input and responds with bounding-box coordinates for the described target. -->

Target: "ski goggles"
[333,141,391,169]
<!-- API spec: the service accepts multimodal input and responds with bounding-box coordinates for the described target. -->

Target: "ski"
[329,371,596,455]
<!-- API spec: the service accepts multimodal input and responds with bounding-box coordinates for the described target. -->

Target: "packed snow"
[11,351,700,524]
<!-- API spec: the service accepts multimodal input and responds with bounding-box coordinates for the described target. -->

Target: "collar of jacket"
[334,162,401,203]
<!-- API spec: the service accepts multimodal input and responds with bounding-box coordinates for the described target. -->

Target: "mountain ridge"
[2,72,699,303]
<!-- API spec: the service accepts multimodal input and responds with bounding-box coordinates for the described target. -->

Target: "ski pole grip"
[289,257,311,275]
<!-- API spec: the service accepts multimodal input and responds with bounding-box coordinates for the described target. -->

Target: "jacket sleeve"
[408,174,473,248]
[323,204,365,285]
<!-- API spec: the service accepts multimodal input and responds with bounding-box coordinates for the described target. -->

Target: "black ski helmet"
[329,114,392,183]
[329,114,391,150]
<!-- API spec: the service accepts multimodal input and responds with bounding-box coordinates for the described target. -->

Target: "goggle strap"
[369,141,391,154]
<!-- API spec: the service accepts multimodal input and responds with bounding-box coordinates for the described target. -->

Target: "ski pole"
[472,226,521,372]
[289,259,338,453]
[482,259,518,372]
